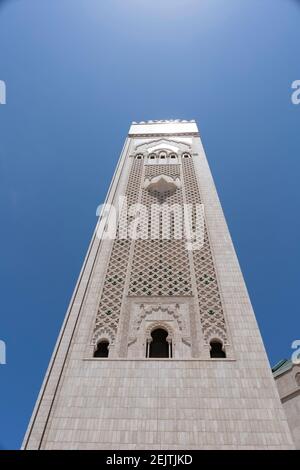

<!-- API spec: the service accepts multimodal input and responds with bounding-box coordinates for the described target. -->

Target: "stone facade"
[22,120,294,449]
[273,360,300,449]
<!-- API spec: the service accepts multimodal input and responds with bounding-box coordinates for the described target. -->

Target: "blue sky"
[0,0,299,449]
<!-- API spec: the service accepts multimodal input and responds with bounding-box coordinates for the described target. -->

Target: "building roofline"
[272,359,294,378]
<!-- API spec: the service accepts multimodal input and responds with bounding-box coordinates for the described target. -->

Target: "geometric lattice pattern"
[182,156,229,345]
[93,151,228,348]
[128,163,192,297]
[93,158,143,339]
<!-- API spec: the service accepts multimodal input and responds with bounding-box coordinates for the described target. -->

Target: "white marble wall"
[275,364,300,449]
[33,359,293,449]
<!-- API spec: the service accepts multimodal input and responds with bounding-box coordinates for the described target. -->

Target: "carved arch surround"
[92,326,116,348]
[134,138,192,153]
[133,303,185,334]
[145,321,173,342]
[143,174,181,193]
[126,302,192,358]
[203,325,228,345]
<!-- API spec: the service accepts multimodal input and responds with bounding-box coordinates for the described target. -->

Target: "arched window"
[170,154,177,159]
[135,154,143,159]
[182,153,191,159]
[210,340,226,358]
[296,372,300,387]
[147,328,171,358]
[94,340,109,358]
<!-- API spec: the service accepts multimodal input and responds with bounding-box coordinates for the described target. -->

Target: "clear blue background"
[0,0,299,449]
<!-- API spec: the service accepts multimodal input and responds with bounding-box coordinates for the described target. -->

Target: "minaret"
[23,120,294,449]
